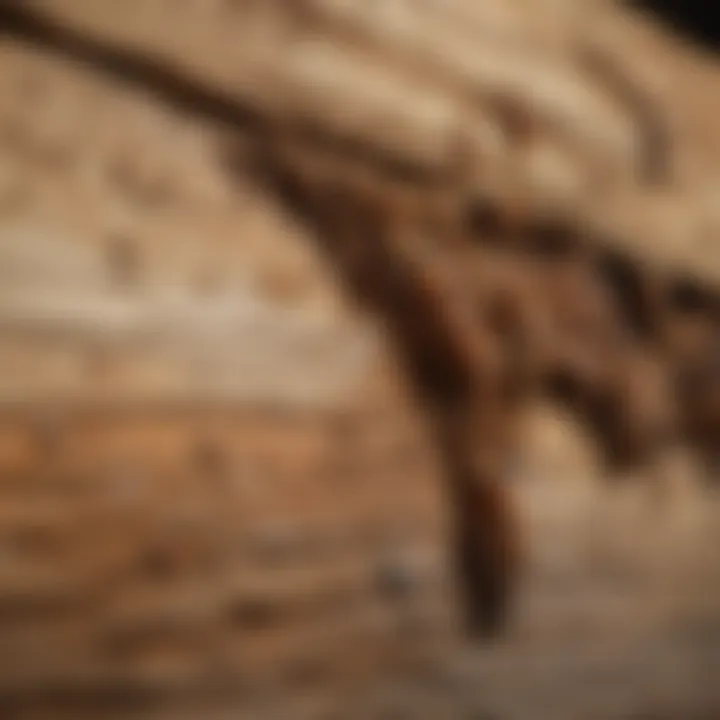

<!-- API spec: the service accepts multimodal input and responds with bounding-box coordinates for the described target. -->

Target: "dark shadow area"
[631,0,720,52]
[667,276,719,316]
[595,249,662,341]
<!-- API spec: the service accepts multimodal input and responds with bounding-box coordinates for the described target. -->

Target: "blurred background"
[0,1,719,718]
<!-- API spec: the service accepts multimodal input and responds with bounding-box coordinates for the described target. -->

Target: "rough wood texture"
[0,1,719,718]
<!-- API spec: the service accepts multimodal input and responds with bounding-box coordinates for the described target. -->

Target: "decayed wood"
[0,0,719,633]
[0,0,719,715]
